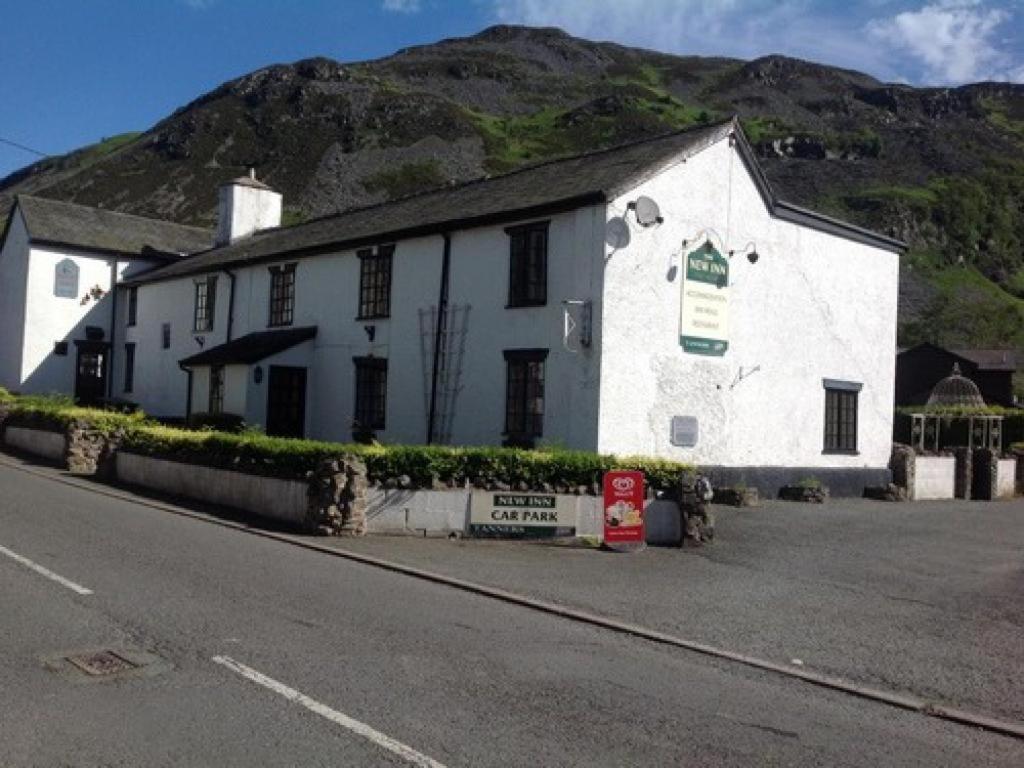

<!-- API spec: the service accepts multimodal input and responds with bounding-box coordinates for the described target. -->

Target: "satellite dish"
[634,196,663,227]
[605,217,631,249]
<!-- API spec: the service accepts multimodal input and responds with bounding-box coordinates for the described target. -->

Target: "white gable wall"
[0,211,30,390]
[598,135,898,470]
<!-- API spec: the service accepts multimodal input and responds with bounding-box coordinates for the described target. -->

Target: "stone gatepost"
[889,444,915,499]
[64,421,110,475]
[1015,448,1024,497]
[307,457,369,536]
[971,448,998,501]
[952,447,972,500]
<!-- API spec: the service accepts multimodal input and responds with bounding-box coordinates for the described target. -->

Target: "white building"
[1,119,905,493]
[0,196,210,401]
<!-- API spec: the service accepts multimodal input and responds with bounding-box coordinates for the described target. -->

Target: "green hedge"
[1,394,693,492]
[3,395,150,435]
[119,425,691,492]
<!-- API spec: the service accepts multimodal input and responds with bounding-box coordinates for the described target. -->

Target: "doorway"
[266,366,307,438]
[74,342,109,405]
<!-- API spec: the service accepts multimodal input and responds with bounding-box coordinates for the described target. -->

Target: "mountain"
[3,25,1024,355]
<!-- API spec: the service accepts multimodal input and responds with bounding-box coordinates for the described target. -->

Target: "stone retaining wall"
[912,456,956,500]
[3,426,66,462]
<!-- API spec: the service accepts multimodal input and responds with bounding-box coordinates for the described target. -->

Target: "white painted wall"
[598,135,899,470]
[996,458,1016,499]
[0,210,30,391]
[913,456,956,500]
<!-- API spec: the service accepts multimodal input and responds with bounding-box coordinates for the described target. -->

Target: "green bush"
[0,387,13,403]
[187,412,247,433]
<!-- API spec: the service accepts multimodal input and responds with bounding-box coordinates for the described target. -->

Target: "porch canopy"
[179,327,317,368]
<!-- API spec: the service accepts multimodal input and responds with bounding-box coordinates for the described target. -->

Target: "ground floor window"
[209,365,225,414]
[504,349,548,447]
[123,343,136,393]
[354,357,387,431]
[823,379,861,453]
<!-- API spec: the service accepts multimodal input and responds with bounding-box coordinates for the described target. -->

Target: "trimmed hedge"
[0,394,694,493]
[119,425,692,492]
[3,395,149,436]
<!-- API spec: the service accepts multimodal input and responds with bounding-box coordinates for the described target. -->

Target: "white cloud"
[382,0,422,12]
[866,2,1021,83]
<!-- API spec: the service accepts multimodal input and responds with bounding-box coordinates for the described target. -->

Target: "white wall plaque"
[54,258,80,299]
[671,415,699,447]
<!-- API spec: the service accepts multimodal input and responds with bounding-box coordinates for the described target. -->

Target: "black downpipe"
[180,364,193,422]
[224,269,236,342]
[426,233,451,445]
[107,261,119,400]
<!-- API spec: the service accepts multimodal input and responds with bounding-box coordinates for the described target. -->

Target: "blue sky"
[1,0,1021,179]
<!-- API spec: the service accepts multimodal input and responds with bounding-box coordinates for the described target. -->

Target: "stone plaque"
[671,415,699,447]
[54,258,80,299]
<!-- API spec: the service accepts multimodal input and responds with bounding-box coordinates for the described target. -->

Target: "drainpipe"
[179,363,193,422]
[426,233,451,445]
[224,268,236,342]
[107,261,119,400]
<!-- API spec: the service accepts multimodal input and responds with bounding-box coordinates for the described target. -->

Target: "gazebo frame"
[910,412,1003,454]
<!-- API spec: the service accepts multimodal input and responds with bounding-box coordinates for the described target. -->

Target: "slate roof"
[179,326,318,367]
[950,348,1018,372]
[131,118,905,286]
[11,195,212,258]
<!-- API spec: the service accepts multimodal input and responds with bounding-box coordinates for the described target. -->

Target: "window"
[53,341,68,357]
[823,379,861,453]
[507,222,548,307]
[209,365,225,414]
[353,357,387,430]
[193,276,217,332]
[358,245,394,319]
[126,286,138,327]
[162,323,171,350]
[268,264,296,327]
[504,349,548,445]
[123,343,136,393]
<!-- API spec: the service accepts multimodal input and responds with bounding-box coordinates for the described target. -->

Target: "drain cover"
[65,650,138,677]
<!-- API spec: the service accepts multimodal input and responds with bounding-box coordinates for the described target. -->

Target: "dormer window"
[268,263,296,327]
[507,221,548,308]
[193,276,217,332]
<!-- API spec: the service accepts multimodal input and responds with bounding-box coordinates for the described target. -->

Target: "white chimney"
[215,169,283,245]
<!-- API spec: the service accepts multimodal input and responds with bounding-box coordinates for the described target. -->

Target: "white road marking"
[0,544,93,595]
[212,655,447,768]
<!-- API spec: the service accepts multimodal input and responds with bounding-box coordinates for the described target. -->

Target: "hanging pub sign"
[603,470,646,551]
[54,258,80,299]
[680,242,729,356]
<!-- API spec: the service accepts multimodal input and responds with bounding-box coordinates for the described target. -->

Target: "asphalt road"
[2,460,1023,766]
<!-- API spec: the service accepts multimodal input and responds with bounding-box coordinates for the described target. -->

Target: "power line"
[0,136,48,158]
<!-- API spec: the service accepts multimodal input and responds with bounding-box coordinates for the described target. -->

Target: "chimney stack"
[215,169,282,245]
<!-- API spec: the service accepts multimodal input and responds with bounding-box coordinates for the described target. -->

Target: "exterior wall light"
[729,242,760,264]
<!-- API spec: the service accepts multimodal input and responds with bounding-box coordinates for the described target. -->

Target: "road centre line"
[212,655,447,768]
[0,543,93,595]
[2,454,1023,742]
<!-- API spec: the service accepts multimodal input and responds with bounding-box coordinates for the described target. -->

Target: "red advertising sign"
[603,470,646,549]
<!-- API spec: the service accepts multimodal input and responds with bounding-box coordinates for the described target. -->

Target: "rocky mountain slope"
[3,25,1023,350]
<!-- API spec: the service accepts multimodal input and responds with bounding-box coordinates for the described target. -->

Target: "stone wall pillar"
[971,448,998,501]
[952,447,972,500]
[64,421,122,476]
[307,457,369,536]
[1015,449,1024,497]
[889,444,915,500]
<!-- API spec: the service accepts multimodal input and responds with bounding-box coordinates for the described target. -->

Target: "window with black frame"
[507,222,548,307]
[209,365,225,414]
[193,276,217,332]
[504,349,547,446]
[823,380,861,453]
[357,245,394,319]
[268,264,296,327]
[126,286,138,327]
[161,323,171,350]
[123,343,135,393]
[353,357,387,430]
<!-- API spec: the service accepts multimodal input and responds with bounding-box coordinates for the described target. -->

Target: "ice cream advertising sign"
[603,471,645,549]
[680,242,729,356]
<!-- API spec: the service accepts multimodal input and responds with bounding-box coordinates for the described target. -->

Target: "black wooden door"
[74,343,108,405]
[266,366,307,438]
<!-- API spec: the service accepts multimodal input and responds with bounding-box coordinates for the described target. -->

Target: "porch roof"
[179,326,317,367]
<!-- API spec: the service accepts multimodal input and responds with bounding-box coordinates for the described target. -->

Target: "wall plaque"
[54,259,80,299]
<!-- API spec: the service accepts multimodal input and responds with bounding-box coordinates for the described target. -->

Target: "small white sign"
[470,491,576,529]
